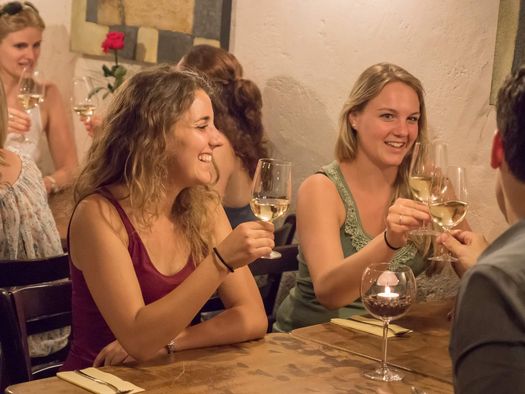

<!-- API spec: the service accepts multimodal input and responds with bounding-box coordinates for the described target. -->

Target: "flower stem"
[113,49,119,67]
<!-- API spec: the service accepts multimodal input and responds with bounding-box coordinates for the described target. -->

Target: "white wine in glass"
[408,141,448,236]
[17,68,45,143]
[250,158,292,259]
[429,166,469,262]
[71,77,98,123]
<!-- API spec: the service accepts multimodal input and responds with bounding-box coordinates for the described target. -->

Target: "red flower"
[101,31,125,53]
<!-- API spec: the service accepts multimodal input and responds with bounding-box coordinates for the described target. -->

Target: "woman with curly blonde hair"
[62,66,273,370]
[275,63,432,332]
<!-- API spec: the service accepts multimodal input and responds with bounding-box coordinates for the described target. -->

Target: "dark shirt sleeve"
[451,269,525,393]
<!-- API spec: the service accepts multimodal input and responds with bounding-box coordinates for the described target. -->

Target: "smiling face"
[166,89,223,189]
[349,81,420,168]
[0,26,42,79]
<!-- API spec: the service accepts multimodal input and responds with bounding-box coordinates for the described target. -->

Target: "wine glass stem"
[381,320,389,371]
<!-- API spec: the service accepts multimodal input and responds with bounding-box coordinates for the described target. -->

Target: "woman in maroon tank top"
[62,66,274,370]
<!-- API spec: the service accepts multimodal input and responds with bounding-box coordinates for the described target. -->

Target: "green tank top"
[273,161,426,332]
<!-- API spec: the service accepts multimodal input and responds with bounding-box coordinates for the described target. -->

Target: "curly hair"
[179,45,268,177]
[0,2,45,42]
[74,65,220,263]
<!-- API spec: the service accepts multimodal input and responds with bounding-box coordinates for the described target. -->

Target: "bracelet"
[45,175,60,194]
[165,338,176,354]
[212,247,234,272]
[383,231,402,251]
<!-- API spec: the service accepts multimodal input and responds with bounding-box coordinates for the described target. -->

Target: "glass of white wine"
[71,77,98,124]
[17,68,45,143]
[428,166,468,262]
[408,141,448,236]
[250,158,292,259]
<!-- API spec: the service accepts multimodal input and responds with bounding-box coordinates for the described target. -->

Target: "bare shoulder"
[71,193,125,237]
[298,173,339,202]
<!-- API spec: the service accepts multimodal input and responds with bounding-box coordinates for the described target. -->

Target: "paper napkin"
[330,315,412,338]
[57,367,144,394]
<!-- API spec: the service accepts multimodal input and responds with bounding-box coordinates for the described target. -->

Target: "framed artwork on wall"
[70,0,232,64]
[491,0,525,104]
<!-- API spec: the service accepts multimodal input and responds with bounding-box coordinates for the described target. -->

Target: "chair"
[0,253,69,287]
[274,213,296,246]
[0,254,71,390]
[0,280,72,387]
[196,244,299,331]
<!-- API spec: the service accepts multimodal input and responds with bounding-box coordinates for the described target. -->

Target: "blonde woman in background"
[0,68,67,358]
[0,1,77,194]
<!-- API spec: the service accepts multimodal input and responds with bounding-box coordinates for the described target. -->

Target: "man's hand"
[438,230,489,277]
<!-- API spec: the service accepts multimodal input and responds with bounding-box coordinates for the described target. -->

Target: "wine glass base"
[408,228,440,237]
[428,255,458,263]
[260,250,282,259]
[363,365,404,382]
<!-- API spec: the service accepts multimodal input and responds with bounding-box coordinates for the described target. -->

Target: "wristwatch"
[166,338,176,354]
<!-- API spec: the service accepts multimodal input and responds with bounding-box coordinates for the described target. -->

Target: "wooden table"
[291,300,454,385]
[7,332,451,393]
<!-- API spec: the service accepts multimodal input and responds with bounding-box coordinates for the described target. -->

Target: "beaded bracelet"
[383,231,402,251]
[212,247,234,272]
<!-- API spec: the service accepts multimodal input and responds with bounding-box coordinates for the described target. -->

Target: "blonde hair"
[335,63,428,200]
[335,63,431,255]
[75,65,219,263]
[0,2,45,42]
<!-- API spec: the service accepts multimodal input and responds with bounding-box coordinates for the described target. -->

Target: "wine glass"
[408,141,448,236]
[17,68,45,143]
[428,166,469,262]
[361,262,416,382]
[71,77,98,124]
[250,158,292,259]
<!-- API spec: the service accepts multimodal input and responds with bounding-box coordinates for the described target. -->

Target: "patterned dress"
[0,147,67,357]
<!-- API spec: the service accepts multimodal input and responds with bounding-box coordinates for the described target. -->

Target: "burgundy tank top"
[61,189,195,370]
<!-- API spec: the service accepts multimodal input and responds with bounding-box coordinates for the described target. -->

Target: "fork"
[75,369,132,394]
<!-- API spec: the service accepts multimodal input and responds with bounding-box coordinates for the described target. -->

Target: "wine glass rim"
[258,158,291,166]
[366,262,413,273]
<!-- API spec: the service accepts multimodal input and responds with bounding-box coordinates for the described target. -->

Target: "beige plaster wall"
[32,0,506,241]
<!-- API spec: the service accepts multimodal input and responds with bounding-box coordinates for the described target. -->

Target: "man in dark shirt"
[441,66,525,393]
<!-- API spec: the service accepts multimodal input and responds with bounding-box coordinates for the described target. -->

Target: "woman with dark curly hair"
[179,45,269,228]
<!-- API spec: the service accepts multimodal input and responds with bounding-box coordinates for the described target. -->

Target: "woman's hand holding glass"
[408,141,448,235]
[385,198,432,249]
[15,68,45,143]
[250,158,292,259]
[214,220,275,271]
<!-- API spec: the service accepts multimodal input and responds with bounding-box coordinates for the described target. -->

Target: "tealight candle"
[378,285,399,299]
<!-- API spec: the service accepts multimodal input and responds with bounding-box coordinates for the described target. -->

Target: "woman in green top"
[274,63,432,332]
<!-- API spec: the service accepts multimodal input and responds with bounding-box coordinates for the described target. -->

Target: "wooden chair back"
[274,214,296,246]
[0,253,71,390]
[0,254,69,287]
[0,280,72,386]
[197,244,299,330]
